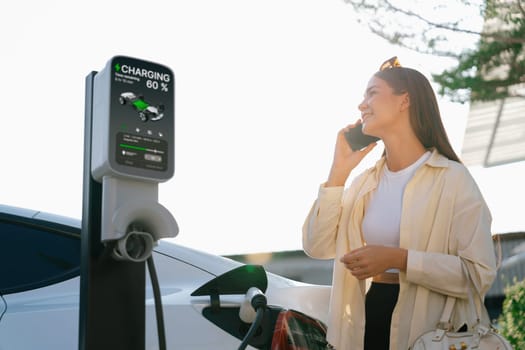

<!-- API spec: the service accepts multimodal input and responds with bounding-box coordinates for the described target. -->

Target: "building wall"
[488,232,525,297]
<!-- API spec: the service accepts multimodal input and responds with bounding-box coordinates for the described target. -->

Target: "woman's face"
[358,75,408,138]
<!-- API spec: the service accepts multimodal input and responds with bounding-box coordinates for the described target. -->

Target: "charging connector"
[238,287,267,350]
[239,287,267,323]
[112,230,154,262]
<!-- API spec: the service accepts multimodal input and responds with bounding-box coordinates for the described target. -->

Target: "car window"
[0,217,80,295]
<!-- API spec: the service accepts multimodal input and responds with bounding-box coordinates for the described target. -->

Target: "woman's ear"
[399,92,410,112]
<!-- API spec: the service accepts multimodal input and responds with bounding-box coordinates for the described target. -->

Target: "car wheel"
[119,97,126,105]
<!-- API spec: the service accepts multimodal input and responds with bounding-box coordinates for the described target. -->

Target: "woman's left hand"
[339,245,407,280]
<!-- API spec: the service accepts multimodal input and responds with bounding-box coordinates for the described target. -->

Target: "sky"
[2,0,524,255]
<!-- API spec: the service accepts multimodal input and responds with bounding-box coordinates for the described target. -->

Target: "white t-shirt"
[362,151,431,272]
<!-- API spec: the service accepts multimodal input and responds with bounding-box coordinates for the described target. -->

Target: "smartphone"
[344,124,380,151]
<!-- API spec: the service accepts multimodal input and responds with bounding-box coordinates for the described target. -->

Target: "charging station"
[79,56,178,350]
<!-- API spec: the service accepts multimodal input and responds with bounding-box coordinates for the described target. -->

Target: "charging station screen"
[109,56,174,176]
[116,132,168,171]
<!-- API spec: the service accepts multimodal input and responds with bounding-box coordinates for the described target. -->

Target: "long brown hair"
[374,67,461,163]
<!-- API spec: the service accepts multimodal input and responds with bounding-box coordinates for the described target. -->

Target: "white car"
[0,204,330,349]
[119,92,165,122]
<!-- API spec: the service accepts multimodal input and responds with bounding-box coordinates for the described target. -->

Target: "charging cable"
[147,255,166,350]
[238,287,267,350]
[110,225,166,349]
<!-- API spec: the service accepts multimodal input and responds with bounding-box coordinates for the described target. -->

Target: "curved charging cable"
[108,224,166,350]
[238,287,267,350]
[147,255,167,350]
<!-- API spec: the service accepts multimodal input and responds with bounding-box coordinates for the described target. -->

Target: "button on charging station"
[145,154,162,163]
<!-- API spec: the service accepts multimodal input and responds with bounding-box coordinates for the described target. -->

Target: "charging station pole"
[79,56,177,350]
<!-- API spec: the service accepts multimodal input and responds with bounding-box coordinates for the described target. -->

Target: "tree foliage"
[498,278,525,349]
[344,0,525,103]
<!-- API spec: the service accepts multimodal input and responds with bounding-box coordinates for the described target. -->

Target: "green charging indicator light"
[120,143,147,151]
[133,99,149,111]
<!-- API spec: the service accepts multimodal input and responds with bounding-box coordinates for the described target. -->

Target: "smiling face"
[358,75,409,138]
[360,66,461,162]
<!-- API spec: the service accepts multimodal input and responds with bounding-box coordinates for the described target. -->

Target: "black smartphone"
[344,124,380,151]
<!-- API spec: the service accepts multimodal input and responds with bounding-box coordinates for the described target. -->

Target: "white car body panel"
[0,208,331,349]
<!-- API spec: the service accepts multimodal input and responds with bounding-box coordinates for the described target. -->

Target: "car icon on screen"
[119,92,165,122]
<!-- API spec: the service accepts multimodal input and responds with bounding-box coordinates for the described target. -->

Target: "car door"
[0,209,81,349]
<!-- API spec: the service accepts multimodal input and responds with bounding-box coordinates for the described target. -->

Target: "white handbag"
[409,263,513,350]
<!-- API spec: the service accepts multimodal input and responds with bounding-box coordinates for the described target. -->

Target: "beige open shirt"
[303,149,497,349]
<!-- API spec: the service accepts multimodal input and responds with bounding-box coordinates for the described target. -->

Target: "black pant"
[364,282,400,350]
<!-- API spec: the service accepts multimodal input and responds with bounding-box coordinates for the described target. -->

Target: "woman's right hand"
[325,121,377,187]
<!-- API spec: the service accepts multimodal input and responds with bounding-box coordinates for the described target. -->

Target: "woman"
[302,57,497,349]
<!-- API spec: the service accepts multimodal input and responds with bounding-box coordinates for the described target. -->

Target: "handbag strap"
[461,260,492,328]
[437,260,492,331]
[437,296,456,330]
